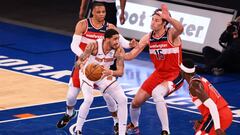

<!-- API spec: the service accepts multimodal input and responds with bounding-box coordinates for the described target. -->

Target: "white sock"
[130,104,141,127]
[156,101,170,133]
[66,108,74,116]
[113,116,118,125]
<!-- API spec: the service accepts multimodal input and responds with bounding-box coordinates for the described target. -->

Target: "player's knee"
[118,94,128,105]
[103,94,118,112]
[152,85,167,103]
[83,95,94,105]
[66,86,80,106]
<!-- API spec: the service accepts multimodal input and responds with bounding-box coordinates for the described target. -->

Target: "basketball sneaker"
[56,110,77,128]
[126,122,140,135]
[113,123,119,135]
[74,130,82,135]
[161,130,169,135]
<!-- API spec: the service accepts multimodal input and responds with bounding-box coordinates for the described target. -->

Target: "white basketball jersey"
[90,38,116,69]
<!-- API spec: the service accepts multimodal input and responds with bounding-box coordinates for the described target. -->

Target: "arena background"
[0,0,240,135]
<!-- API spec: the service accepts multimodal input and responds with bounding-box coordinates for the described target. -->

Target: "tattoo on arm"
[115,48,125,76]
[79,42,95,61]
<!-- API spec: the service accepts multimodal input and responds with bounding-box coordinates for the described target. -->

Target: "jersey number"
[155,49,164,60]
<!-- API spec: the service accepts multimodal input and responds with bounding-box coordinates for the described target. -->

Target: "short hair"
[152,8,171,26]
[182,59,195,69]
[104,29,119,39]
[92,2,105,10]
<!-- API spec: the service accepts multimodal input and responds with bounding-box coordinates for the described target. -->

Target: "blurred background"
[0,0,238,35]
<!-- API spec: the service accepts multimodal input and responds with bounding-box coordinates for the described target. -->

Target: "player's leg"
[57,67,80,128]
[127,72,158,134]
[152,81,170,135]
[152,74,184,135]
[105,82,128,135]
[75,82,94,133]
[102,93,119,134]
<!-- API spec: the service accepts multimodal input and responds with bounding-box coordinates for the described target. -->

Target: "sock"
[113,116,118,125]
[156,101,170,134]
[66,108,74,116]
[130,104,141,127]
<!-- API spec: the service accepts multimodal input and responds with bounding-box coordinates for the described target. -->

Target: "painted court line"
[0,105,108,124]
[1,69,239,124]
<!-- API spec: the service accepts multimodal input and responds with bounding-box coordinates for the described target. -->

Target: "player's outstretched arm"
[159,4,183,41]
[108,24,137,49]
[124,34,149,60]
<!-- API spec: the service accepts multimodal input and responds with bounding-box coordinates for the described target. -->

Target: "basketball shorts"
[141,70,184,95]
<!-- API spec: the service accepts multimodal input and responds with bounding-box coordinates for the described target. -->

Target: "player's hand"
[157,4,171,21]
[129,39,138,48]
[102,68,113,78]
[215,129,226,135]
[192,120,202,131]
[75,58,87,69]
[119,12,126,25]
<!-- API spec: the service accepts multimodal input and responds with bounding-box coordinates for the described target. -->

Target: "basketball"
[85,63,104,81]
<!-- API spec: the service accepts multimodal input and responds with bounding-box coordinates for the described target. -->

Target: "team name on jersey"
[85,34,104,39]
[149,43,168,49]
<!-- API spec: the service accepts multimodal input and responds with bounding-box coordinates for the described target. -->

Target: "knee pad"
[66,86,80,106]
[152,85,168,103]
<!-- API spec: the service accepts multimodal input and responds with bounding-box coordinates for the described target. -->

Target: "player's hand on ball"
[102,68,113,78]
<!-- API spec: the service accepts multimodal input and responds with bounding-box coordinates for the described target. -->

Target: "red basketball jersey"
[148,29,182,78]
[190,75,229,117]
[79,18,108,51]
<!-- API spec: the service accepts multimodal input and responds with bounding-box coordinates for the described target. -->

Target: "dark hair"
[104,29,119,38]
[182,59,195,69]
[92,2,105,10]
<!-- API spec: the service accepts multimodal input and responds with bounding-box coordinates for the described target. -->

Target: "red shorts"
[196,106,232,135]
[141,70,183,95]
[71,67,80,88]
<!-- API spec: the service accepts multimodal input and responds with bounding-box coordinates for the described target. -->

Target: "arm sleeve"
[119,34,130,49]
[70,35,83,56]
[203,98,221,130]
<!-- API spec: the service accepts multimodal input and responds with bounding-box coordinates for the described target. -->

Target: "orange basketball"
[85,63,104,81]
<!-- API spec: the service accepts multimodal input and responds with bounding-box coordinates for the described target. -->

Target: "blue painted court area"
[0,22,239,135]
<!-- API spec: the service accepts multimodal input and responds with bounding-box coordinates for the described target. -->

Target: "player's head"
[151,8,169,31]
[92,3,106,22]
[180,59,196,79]
[104,29,120,49]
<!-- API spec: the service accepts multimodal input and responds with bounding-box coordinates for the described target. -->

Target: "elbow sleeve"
[119,34,130,49]
[70,35,83,56]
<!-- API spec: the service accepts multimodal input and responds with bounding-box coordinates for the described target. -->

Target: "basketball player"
[79,0,126,25]
[124,4,184,135]
[56,3,136,133]
[180,59,232,135]
[74,29,128,135]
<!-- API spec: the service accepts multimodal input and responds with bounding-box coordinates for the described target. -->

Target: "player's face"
[92,6,106,22]
[109,34,120,49]
[151,15,164,31]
